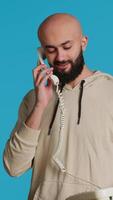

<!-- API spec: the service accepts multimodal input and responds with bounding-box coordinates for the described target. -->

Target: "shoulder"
[98,71,113,88]
[91,71,113,88]
[92,71,113,100]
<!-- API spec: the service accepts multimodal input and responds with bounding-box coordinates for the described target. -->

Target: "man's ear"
[81,36,88,51]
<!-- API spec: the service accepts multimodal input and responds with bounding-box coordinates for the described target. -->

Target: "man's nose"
[55,49,66,61]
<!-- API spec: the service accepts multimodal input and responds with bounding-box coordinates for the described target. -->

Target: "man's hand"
[25,64,54,130]
[33,64,54,109]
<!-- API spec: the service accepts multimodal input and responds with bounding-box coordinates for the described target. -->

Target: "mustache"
[54,60,72,66]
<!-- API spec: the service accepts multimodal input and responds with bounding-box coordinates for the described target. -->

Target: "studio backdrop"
[0,0,113,199]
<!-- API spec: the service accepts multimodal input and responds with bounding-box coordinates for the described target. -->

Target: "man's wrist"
[34,102,46,112]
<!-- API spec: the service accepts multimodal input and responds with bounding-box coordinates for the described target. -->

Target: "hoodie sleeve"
[3,90,41,177]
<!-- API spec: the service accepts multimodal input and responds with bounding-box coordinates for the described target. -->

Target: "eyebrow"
[61,40,72,45]
[45,40,72,49]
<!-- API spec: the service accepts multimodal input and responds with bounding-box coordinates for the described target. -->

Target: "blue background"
[0,0,113,199]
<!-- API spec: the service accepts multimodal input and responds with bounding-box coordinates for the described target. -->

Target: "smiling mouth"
[56,64,71,73]
[56,63,70,68]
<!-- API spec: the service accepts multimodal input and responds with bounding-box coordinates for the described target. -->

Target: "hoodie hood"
[63,70,110,90]
[63,70,113,124]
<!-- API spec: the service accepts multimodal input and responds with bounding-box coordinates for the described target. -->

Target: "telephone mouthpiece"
[51,75,59,85]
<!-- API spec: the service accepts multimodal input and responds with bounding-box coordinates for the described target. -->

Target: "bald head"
[37,13,88,85]
[38,13,83,45]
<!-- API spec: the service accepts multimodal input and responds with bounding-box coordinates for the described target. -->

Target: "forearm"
[3,92,45,176]
[25,102,45,129]
[3,123,40,177]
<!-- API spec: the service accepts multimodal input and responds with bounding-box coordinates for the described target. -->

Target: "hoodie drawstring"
[48,80,85,135]
[77,80,85,125]
[48,99,59,135]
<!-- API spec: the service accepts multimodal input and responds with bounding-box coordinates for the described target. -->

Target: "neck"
[68,65,94,88]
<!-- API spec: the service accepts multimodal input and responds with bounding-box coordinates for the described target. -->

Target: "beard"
[49,49,85,86]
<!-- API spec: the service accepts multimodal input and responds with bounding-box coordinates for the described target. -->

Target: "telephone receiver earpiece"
[37,47,46,65]
[37,47,59,85]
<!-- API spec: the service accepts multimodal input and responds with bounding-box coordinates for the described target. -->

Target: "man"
[3,13,113,200]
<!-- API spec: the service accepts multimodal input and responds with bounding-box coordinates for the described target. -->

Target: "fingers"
[33,64,46,80]
[40,71,53,87]
[32,64,53,87]
[35,69,53,87]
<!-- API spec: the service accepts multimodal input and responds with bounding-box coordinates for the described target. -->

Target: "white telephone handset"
[37,47,59,86]
[37,47,65,171]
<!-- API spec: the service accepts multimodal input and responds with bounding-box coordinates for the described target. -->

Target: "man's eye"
[47,49,56,53]
[63,46,72,50]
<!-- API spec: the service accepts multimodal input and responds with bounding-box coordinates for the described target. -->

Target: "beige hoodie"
[3,71,113,200]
